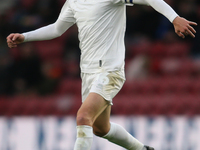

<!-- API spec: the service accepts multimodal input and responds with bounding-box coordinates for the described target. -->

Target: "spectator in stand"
[37,61,61,96]
[12,43,42,95]
[0,36,13,95]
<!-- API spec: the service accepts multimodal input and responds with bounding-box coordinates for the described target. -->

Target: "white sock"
[103,122,144,150]
[74,125,93,150]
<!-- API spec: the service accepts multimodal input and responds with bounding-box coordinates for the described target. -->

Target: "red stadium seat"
[34,40,64,60]
[56,78,81,95]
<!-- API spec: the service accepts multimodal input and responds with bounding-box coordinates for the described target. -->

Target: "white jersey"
[58,0,133,73]
[22,0,178,73]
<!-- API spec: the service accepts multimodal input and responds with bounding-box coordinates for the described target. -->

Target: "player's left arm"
[132,0,197,38]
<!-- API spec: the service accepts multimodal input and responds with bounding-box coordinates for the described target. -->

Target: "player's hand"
[6,33,25,48]
[173,16,197,39]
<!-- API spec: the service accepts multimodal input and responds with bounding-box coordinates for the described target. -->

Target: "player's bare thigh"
[76,92,110,127]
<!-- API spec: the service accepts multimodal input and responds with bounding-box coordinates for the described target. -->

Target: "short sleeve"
[58,1,76,23]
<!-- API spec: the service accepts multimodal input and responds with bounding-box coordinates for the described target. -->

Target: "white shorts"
[81,70,126,105]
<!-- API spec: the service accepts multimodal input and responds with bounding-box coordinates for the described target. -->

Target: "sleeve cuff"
[22,33,28,42]
[169,14,179,23]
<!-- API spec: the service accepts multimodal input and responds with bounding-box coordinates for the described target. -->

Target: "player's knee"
[76,114,92,126]
[93,125,109,137]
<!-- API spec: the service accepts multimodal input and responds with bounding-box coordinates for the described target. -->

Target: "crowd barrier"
[0,116,200,150]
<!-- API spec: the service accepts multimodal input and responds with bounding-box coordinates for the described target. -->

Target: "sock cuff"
[76,125,93,138]
[102,122,116,139]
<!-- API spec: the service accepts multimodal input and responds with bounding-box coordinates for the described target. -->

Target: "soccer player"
[7,0,197,149]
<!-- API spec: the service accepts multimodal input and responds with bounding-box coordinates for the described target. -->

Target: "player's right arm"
[7,0,75,48]
[6,20,74,48]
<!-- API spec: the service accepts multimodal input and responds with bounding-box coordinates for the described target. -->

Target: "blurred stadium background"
[0,0,200,149]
